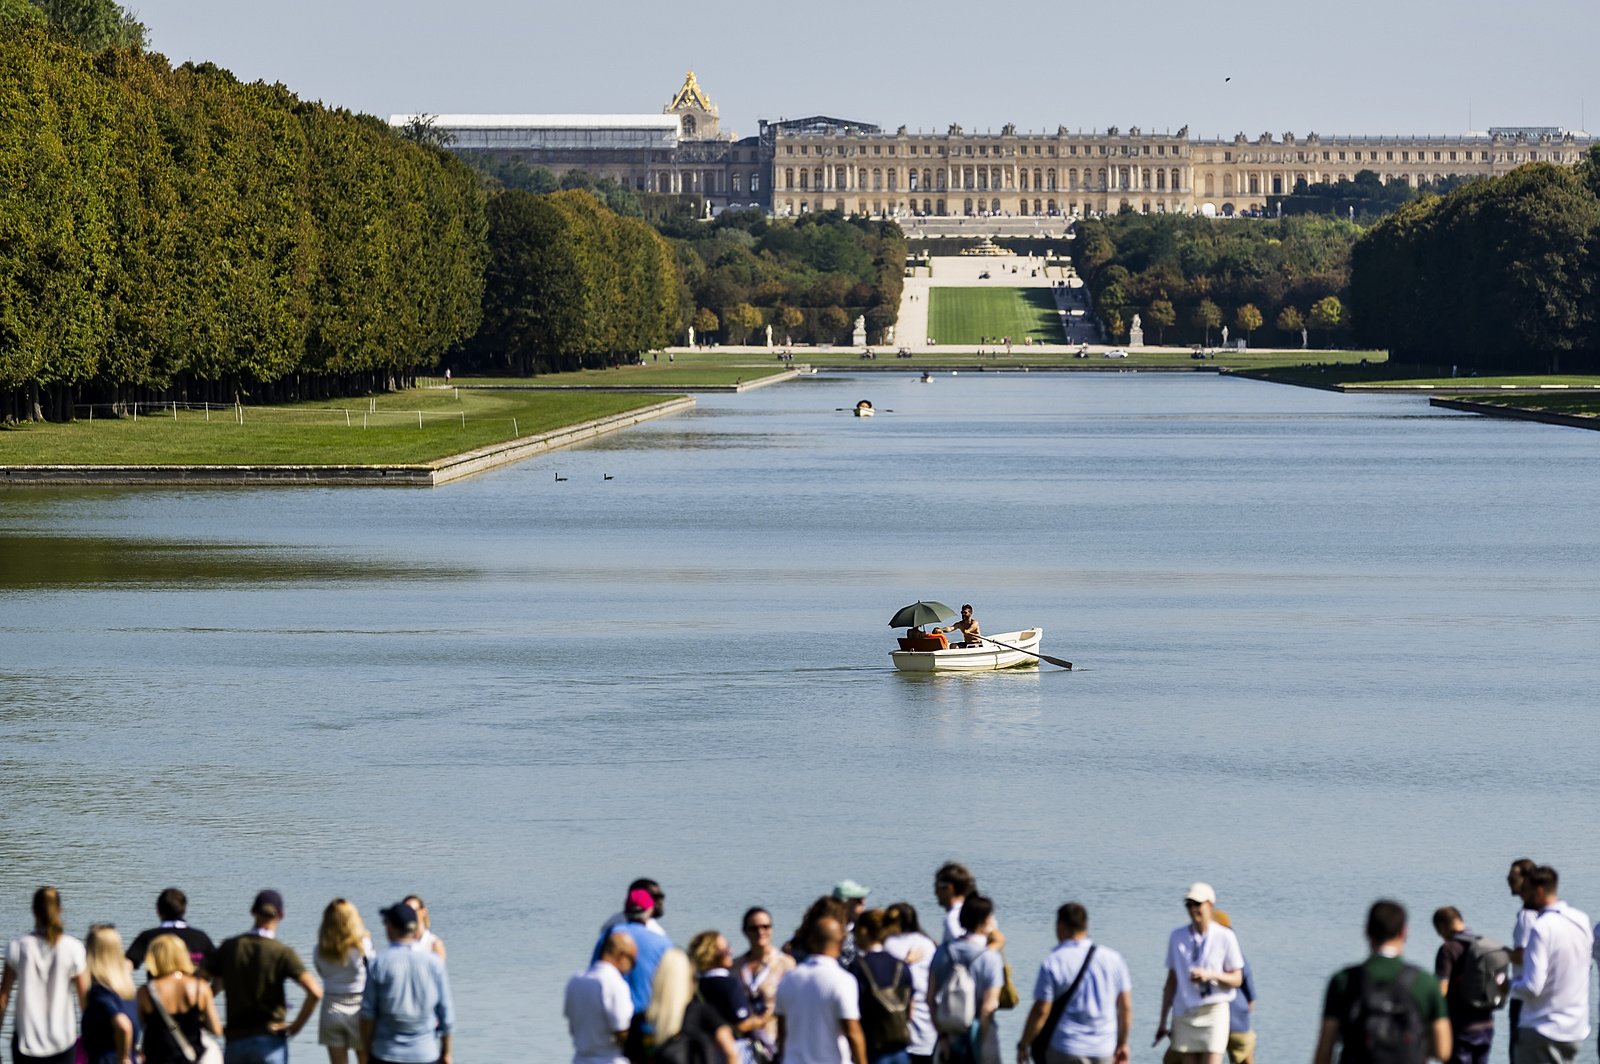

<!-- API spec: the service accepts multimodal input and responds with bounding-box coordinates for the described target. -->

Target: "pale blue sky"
[135,0,1598,139]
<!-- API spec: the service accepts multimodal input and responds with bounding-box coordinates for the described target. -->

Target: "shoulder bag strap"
[1031,945,1096,1064]
[145,978,200,1064]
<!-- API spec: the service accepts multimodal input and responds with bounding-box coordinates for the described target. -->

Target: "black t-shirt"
[1435,933,1494,1033]
[127,925,217,975]
[697,973,752,1028]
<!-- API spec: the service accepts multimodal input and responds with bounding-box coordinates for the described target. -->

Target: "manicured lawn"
[1461,394,1600,416]
[927,288,1064,345]
[1240,366,1600,388]
[437,365,789,388]
[0,389,672,466]
[658,346,1387,372]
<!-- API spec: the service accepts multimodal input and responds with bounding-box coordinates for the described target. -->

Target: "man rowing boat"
[935,604,981,647]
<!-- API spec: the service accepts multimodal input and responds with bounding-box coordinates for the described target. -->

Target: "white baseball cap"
[1184,882,1216,905]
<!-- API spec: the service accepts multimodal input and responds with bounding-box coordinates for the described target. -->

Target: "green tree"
[724,302,763,344]
[1235,303,1263,340]
[777,306,804,337]
[31,0,145,49]
[691,307,719,338]
[395,114,457,149]
[1276,306,1304,332]
[1102,310,1124,342]
[1308,296,1343,346]
[1146,299,1176,344]
[0,0,46,26]
[1191,299,1222,345]
[819,306,850,339]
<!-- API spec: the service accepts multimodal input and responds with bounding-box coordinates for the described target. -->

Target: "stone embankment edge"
[0,397,696,488]
[1428,397,1600,431]
[458,369,799,393]
[1221,370,1600,394]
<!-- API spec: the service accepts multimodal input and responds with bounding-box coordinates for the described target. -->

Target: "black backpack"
[851,955,912,1052]
[1452,934,1512,1012]
[1341,964,1427,1064]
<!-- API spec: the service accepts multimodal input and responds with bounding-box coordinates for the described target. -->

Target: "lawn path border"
[0,397,694,488]
[1428,396,1600,431]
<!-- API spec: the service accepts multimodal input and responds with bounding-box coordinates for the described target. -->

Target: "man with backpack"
[930,894,1005,1064]
[1433,907,1507,1064]
[1508,867,1591,1064]
[1313,900,1451,1064]
[1016,902,1131,1064]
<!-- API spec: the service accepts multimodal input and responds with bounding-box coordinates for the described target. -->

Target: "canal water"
[3,372,1599,1061]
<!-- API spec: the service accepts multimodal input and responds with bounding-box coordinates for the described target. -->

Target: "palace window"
[1068,169,1077,191]
[979,145,988,156]
[1019,170,1028,190]
[1157,169,1166,190]
[1206,174,1215,196]
[815,168,823,188]
[1048,146,1056,156]
[1248,175,1260,194]
[837,166,846,187]
[873,169,883,190]
[752,174,759,191]
[801,145,808,155]
[1338,151,1346,161]
[798,170,807,189]
[1449,151,1457,161]
[1223,174,1233,196]
[1097,168,1107,190]
[733,173,742,192]
[1224,151,1232,162]
[1387,151,1394,161]
[937,171,946,190]
[1170,168,1179,189]
[874,145,881,155]
[1142,168,1151,189]
[887,170,896,191]
[978,169,988,190]
[786,146,794,155]
[1047,169,1057,190]
[1434,151,1441,161]
[909,170,919,191]
[1158,145,1165,156]
[858,167,868,186]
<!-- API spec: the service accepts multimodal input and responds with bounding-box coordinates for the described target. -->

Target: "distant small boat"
[920,372,933,383]
[892,628,1044,672]
[855,400,875,417]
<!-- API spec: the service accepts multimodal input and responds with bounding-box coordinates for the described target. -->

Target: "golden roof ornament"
[668,70,713,113]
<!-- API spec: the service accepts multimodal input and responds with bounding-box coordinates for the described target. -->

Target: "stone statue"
[1131,313,1141,331]
[766,324,773,347]
[1221,325,1229,345]
[688,326,695,346]
[852,315,868,346]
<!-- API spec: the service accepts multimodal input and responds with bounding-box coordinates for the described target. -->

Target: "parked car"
[1103,349,1129,358]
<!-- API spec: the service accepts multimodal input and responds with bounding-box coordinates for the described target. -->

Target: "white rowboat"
[891,628,1043,672]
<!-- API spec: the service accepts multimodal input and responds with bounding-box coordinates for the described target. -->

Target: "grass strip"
[0,389,671,466]
[435,366,789,388]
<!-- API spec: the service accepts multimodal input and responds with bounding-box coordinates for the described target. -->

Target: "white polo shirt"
[564,960,633,1064]
[5,932,87,1058]
[1165,922,1243,1014]
[1512,902,1593,1044]
[774,953,861,1064]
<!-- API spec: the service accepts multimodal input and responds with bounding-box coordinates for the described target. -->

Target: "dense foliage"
[458,189,678,375]
[1275,169,1478,221]
[1351,153,1600,372]
[0,24,486,421]
[1075,213,1359,347]
[667,209,907,346]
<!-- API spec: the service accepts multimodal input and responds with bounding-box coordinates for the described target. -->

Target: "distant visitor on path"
[1312,899,1450,1064]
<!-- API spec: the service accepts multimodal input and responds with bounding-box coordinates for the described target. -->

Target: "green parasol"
[888,601,957,629]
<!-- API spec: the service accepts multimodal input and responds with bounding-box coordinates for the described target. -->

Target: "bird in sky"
[1225,77,1232,82]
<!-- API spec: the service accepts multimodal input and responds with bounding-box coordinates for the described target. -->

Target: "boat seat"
[898,633,949,651]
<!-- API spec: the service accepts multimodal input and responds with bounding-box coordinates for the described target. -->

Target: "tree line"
[663,209,907,347]
[1351,151,1600,373]
[0,21,487,422]
[1075,213,1355,348]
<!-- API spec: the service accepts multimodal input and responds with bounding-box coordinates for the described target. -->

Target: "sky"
[132,0,1599,140]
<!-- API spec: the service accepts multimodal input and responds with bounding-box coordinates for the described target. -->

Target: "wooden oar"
[983,636,1072,670]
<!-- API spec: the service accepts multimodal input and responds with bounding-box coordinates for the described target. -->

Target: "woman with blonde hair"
[0,887,88,1064]
[82,926,140,1064]
[627,949,738,1064]
[314,900,375,1064]
[137,933,222,1064]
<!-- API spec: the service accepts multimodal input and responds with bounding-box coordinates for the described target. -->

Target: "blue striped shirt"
[359,942,455,1063]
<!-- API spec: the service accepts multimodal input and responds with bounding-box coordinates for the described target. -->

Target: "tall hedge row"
[0,25,486,420]
[1351,154,1600,372]
[462,189,679,375]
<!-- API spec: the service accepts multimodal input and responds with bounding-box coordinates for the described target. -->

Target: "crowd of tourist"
[0,887,452,1064]
[565,860,1598,1064]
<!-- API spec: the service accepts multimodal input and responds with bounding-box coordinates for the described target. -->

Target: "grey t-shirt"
[930,937,1005,997]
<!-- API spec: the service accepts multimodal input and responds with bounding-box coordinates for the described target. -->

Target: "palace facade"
[401,74,1594,218]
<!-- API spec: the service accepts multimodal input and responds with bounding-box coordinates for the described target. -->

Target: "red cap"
[626,888,655,916]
